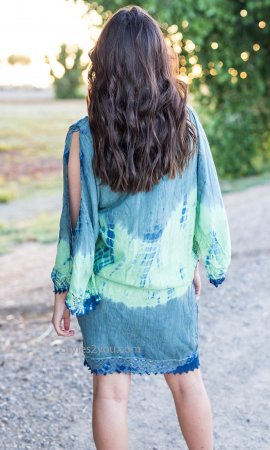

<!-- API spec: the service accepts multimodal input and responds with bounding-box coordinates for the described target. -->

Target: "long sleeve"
[50,119,101,316]
[50,127,74,293]
[189,105,231,286]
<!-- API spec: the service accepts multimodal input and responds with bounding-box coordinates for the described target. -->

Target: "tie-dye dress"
[50,104,231,375]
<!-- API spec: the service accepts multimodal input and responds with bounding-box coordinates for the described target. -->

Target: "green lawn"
[0,99,86,202]
[0,99,87,254]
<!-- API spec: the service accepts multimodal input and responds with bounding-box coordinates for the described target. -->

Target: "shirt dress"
[50,104,231,376]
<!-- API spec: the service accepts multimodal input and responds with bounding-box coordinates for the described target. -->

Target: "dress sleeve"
[189,105,231,286]
[50,122,101,316]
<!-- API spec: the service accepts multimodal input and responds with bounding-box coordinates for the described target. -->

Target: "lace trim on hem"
[82,353,200,375]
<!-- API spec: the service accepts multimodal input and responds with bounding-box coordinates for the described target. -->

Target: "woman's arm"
[193,259,201,300]
[68,131,81,231]
[50,119,100,318]
[189,105,231,286]
[51,131,81,336]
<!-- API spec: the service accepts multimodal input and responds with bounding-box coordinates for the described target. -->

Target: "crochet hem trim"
[82,353,200,376]
[209,275,226,287]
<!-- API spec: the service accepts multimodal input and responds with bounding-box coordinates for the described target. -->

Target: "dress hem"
[82,353,200,376]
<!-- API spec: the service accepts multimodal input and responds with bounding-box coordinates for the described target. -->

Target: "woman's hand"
[51,292,75,337]
[193,262,201,300]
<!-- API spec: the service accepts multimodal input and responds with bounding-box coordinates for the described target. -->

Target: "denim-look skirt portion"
[76,282,199,375]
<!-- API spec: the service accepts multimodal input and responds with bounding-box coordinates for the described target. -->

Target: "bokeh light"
[258,21,266,29]
[240,10,248,17]
[240,71,248,79]
[241,51,250,61]
[253,43,260,51]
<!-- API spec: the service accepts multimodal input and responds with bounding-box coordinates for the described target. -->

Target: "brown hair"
[87,5,197,193]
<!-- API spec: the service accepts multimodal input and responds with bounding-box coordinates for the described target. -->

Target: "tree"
[73,0,270,177]
[8,54,31,65]
[45,43,88,99]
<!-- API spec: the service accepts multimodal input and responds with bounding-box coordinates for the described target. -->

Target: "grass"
[0,187,16,203]
[0,98,88,254]
[0,99,86,202]
[0,100,85,159]
[0,212,60,255]
[220,171,270,193]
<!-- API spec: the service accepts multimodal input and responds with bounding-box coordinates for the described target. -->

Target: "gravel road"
[0,182,270,450]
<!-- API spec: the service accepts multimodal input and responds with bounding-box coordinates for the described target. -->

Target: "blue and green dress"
[50,104,231,375]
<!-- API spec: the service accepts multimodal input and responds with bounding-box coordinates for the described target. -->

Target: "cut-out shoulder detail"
[50,123,101,315]
[67,130,81,232]
[69,116,91,139]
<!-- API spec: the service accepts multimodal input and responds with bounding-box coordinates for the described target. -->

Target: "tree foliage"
[45,43,88,99]
[8,54,31,65]
[74,0,270,177]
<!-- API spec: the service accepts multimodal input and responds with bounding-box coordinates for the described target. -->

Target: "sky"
[0,0,102,87]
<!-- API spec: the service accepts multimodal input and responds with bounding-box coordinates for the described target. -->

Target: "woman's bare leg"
[92,372,131,450]
[164,368,214,450]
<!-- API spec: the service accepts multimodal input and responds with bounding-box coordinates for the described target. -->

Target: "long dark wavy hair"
[87,5,197,193]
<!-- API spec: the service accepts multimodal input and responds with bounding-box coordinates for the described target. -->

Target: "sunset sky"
[0,0,102,87]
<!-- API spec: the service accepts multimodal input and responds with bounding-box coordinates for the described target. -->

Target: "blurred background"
[0,1,269,449]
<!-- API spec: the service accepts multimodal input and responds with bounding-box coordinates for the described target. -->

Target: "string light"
[210,68,217,76]
[192,64,202,77]
[218,61,223,67]
[171,32,183,42]
[167,24,178,34]
[240,72,247,79]
[179,56,186,65]
[182,20,189,29]
[189,56,198,65]
[180,75,190,85]
[253,43,260,51]
[173,44,182,54]
[211,42,218,50]
[258,21,266,29]
[231,77,238,84]
[240,10,248,17]
[185,40,196,52]
[228,68,238,76]
[200,84,210,96]
[241,51,249,61]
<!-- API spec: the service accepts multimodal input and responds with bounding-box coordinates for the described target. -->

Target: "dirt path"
[0,182,270,450]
